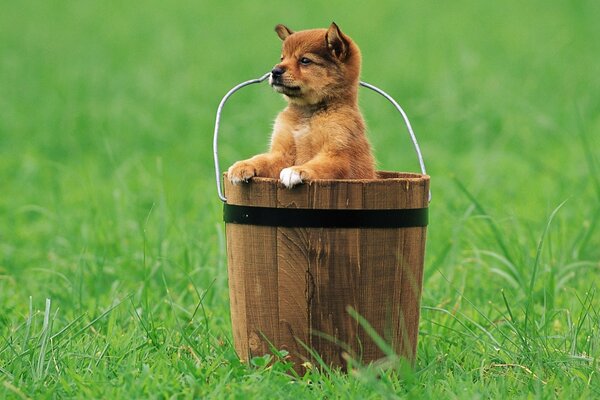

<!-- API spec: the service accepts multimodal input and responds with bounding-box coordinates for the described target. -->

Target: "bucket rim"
[223,170,430,186]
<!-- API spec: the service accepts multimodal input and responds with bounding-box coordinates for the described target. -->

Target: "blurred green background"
[2,1,599,213]
[2,0,598,287]
[1,0,599,397]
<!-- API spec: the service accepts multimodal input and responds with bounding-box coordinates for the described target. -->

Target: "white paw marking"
[280,167,303,188]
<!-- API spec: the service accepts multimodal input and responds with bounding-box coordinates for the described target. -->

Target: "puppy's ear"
[275,24,294,41]
[326,22,350,60]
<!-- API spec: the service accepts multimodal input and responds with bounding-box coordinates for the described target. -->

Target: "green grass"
[1,0,599,398]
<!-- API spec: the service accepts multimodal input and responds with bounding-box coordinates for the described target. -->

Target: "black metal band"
[223,204,428,228]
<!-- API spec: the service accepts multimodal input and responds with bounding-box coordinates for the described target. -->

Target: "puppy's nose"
[271,66,285,78]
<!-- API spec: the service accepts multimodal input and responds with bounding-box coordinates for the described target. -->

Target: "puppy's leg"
[228,125,296,183]
[228,152,293,183]
[227,157,261,184]
[280,153,351,188]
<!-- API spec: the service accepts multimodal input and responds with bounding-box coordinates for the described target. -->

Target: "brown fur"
[227,22,376,187]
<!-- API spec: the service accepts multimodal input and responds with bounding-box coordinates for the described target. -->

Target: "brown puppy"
[227,22,376,188]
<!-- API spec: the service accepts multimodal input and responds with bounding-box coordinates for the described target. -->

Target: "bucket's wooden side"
[276,181,365,368]
[277,177,429,366]
[224,173,429,371]
[225,181,279,362]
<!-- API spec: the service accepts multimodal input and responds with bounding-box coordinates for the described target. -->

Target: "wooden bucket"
[213,73,430,371]
[223,173,429,370]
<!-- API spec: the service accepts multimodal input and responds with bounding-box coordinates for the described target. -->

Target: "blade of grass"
[431,270,520,352]
[570,286,596,356]
[346,306,396,358]
[476,249,523,289]
[570,205,600,259]
[2,380,30,400]
[453,178,513,265]
[501,289,530,355]
[34,298,51,381]
[524,200,568,333]
[24,297,33,350]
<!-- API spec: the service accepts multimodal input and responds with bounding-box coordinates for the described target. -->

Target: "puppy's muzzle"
[270,66,285,84]
[271,66,285,78]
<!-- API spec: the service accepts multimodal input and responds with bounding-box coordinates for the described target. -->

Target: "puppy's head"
[269,22,361,106]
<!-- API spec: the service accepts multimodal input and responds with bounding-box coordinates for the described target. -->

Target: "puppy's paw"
[280,167,304,188]
[227,161,257,184]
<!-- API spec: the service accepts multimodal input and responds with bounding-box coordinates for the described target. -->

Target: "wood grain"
[276,183,311,371]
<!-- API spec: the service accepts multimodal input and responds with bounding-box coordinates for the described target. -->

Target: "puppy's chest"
[275,111,327,161]
[290,121,319,161]
[291,123,310,140]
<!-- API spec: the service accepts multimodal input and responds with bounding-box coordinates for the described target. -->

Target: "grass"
[1,0,599,398]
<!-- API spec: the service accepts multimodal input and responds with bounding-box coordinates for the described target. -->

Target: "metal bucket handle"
[213,72,430,202]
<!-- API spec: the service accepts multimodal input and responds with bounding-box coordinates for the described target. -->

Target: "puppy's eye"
[299,57,312,65]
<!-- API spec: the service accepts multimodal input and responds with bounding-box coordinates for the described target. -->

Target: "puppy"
[227,22,376,188]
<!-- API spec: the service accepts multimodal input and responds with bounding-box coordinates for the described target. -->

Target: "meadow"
[1,0,599,398]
